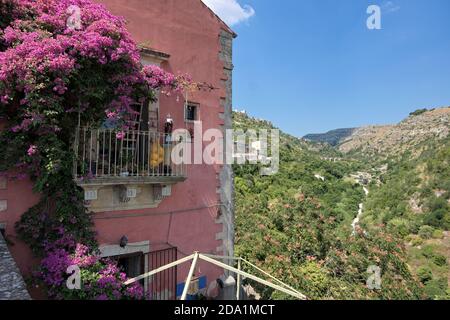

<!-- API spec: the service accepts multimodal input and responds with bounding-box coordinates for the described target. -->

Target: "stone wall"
[217,29,235,262]
[0,232,31,300]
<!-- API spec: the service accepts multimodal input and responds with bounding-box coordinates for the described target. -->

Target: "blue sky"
[203,0,450,136]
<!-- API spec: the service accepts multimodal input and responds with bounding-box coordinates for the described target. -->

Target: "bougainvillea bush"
[38,233,144,300]
[0,0,187,299]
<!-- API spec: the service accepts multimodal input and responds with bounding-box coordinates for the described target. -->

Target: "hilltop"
[302,107,450,158]
[339,107,450,157]
[303,128,356,146]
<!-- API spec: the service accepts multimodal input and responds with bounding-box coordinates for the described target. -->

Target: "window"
[185,103,199,122]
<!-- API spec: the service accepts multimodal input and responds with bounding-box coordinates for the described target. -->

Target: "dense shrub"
[432,254,447,267]
[424,197,449,229]
[432,229,444,239]
[387,218,411,237]
[409,109,428,116]
[418,225,435,239]
[423,278,447,300]
[406,234,424,247]
[416,266,433,284]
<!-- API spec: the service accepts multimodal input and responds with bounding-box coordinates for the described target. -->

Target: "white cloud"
[201,0,255,26]
[382,1,400,13]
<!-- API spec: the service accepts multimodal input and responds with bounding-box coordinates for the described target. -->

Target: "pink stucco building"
[0,0,235,299]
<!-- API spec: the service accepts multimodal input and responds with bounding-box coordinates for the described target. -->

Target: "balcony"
[73,127,187,212]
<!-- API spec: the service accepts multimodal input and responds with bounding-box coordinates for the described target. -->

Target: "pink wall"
[0,0,233,298]
[0,119,40,275]
[94,0,233,292]
[0,173,40,272]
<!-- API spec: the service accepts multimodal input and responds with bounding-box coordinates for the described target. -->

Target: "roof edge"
[197,0,238,38]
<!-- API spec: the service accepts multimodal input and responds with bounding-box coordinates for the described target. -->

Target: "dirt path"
[352,187,369,235]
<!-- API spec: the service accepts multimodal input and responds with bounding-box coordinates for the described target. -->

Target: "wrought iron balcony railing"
[73,127,187,185]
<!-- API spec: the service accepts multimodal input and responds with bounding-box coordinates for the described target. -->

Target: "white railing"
[124,252,307,300]
[73,127,186,182]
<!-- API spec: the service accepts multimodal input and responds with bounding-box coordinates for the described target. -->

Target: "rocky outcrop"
[339,107,450,156]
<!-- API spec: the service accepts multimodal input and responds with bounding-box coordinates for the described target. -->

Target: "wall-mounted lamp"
[119,235,128,248]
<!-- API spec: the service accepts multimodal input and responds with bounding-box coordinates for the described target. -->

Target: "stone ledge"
[0,233,31,300]
[99,241,150,258]
[75,175,186,187]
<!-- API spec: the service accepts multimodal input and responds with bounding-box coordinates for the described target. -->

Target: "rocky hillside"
[339,107,450,156]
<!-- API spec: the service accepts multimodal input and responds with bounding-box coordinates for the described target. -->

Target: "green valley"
[233,107,450,300]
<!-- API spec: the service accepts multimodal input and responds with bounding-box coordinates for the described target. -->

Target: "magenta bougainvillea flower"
[115,131,125,140]
[39,232,144,300]
[142,65,177,89]
[27,145,37,156]
[0,0,192,136]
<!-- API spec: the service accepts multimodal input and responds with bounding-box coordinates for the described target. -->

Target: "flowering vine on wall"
[0,0,198,299]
